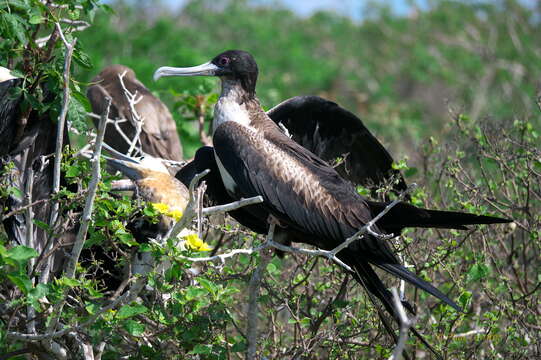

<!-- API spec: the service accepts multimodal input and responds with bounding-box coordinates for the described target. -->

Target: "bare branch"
[45,97,111,336]
[202,196,263,216]
[40,22,77,284]
[176,242,269,263]
[164,169,210,241]
[246,224,275,360]
[24,166,36,335]
[388,288,415,360]
[117,70,144,156]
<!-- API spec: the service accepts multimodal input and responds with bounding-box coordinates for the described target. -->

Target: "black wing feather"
[267,95,408,198]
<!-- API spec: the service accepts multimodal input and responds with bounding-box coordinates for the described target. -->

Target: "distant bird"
[87,65,183,161]
[155,50,511,353]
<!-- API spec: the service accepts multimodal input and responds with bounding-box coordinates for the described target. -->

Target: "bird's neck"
[213,80,265,134]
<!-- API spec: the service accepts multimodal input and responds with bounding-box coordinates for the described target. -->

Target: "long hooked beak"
[153,61,220,81]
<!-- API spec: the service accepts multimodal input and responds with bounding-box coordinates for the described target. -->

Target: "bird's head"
[153,50,258,97]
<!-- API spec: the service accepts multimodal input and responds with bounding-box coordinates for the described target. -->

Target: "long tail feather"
[340,254,443,359]
[369,201,512,233]
[378,263,461,312]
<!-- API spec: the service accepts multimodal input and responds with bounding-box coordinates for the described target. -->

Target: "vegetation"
[0,0,539,359]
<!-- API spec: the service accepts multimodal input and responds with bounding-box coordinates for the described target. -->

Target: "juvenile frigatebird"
[87,65,183,161]
[80,148,191,291]
[154,50,511,350]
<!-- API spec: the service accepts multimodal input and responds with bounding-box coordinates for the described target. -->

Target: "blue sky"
[161,0,537,17]
[162,0,429,18]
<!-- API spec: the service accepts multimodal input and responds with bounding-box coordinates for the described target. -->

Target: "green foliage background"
[76,0,541,159]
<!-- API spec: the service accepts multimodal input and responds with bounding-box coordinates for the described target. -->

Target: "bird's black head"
[211,50,258,95]
[154,50,258,97]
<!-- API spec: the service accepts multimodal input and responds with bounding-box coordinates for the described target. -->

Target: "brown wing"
[87,65,183,160]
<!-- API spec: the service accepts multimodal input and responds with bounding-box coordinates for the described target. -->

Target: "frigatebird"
[175,94,412,250]
[154,50,511,350]
[80,149,190,291]
[105,151,189,235]
[87,65,183,161]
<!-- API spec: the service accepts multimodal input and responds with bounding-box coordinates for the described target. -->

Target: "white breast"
[213,97,252,133]
[212,80,255,134]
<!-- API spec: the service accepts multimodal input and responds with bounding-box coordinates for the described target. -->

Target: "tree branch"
[41,22,77,284]
[246,223,275,360]
[44,97,111,337]
[388,287,415,360]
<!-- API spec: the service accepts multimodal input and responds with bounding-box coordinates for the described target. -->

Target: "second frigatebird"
[154,50,511,350]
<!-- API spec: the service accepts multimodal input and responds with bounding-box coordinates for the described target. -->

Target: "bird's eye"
[219,57,230,66]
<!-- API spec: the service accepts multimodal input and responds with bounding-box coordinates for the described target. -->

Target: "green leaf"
[117,304,148,319]
[33,220,51,231]
[57,277,80,287]
[458,291,472,309]
[123,319,145,336]
[68,94,89,132]
[7,273,32,294]
[29,283,49,299]
[7,246,38,262]
[28,283,49,309]
[185,286,207,300]
[197,278,218,294]
[65,165,80,177]
[85,302,100,315]
[2,13,27,44]
[7,186,23,199]
[190,344,211,355]
[404,167,418,177]
[467,263,489,283]
[73,44,93,69]
[72,90,92,113]
[28,15,44,25]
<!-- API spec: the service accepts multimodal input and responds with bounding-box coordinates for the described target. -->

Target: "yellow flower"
[151,202,183,221]
[183,233,212,252]
[168,209,183,221]
[152,202,170,214]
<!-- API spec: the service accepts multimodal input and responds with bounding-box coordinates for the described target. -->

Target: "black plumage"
[267,95,408,198]
[157,50,511,355]
[0,67,22,156]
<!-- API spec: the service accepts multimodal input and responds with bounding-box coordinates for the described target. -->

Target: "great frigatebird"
[154,50,511,352]
[87,65,184,161]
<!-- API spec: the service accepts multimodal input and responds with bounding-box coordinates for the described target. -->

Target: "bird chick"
[106,155,189,232]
